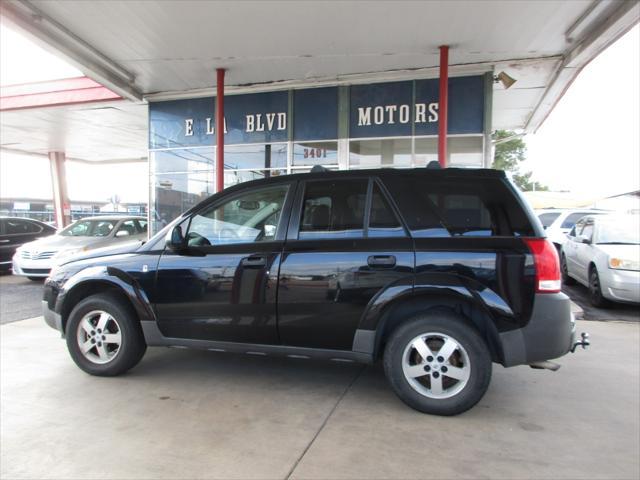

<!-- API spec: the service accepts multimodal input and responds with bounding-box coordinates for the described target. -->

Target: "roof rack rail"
[426,161,441,169]
[310,165,329,173]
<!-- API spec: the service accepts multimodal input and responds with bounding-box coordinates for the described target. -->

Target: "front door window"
[187,185,289,246]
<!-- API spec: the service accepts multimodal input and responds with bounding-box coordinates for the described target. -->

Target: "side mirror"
[166,225,185,250]
[115,230,130,237]
[579,236,592,245]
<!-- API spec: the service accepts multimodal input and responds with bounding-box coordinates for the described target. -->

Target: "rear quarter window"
[383,174,536,237]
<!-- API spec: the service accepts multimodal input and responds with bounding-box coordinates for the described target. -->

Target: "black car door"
[277,177,414,351]
[0,219,10,268]
[0,218,44,267]
[153,181,295,344]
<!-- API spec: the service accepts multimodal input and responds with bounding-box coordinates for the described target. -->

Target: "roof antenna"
[426,161,441,169]
[310,165,328,173]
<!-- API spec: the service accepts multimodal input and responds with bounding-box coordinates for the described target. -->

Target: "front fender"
[55,266,156,332]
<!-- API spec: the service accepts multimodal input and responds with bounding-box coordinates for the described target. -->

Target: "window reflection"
[151,172,213,233]
[151,148,214,174]
[224,144,287,170]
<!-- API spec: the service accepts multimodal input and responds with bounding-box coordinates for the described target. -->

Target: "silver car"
[561,214,640,307]
[12,216,148,280]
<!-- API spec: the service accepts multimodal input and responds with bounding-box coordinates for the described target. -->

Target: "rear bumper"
[500,293,577,367]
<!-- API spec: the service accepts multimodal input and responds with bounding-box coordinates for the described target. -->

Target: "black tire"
[65,293,146,376]
[589,267,610,308]
[27,276,45,282]
[561,254,576,285]
[383,310,492,416]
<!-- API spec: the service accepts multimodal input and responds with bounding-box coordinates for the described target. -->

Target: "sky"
[0,22,639,203]
[523,25,639,197]
[0,25,82,84]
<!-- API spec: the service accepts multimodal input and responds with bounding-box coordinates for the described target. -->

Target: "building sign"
[149,75,484,149]
[349,76,484,138]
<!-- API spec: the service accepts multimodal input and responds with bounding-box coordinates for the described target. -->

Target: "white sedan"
[536,208,607,250]
[12,216,147,280]
[561,214,640,307]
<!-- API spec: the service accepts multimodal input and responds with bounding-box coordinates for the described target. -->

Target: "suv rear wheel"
[383,310,491,416]
[66,293,147,376]
[589,267,610,308]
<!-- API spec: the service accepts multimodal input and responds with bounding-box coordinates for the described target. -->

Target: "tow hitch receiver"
[570,332,590,353]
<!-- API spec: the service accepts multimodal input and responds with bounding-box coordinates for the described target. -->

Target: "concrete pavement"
[1,317,638,479]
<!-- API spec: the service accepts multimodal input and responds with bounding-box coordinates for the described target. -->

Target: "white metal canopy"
[0,0,638,162]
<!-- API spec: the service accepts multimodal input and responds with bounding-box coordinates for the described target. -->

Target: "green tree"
[492,130,548,191]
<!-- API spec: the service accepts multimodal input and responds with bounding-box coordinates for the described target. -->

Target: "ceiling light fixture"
[494,71,517,89]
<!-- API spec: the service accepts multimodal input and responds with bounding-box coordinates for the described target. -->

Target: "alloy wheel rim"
[402,332,471,399]
[76,310,122,365]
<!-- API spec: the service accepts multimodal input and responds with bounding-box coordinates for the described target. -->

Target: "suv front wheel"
[66,293,147,376]
[383,310,491,416]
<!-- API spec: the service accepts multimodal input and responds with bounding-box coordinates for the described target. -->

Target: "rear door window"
[383,174,536,237]
[368,183,405,238]
[299,179,367,239]
[5,219,42,234]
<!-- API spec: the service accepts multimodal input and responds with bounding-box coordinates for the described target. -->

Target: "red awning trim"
[0,76,121,111]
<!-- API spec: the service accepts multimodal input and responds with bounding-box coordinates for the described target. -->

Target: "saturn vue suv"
[43,167,589,415]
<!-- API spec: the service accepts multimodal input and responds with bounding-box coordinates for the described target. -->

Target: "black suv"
[43,167,588,415]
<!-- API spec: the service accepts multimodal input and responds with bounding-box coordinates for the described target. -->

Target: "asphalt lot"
[563,282,640,322]
[0,273,45,324]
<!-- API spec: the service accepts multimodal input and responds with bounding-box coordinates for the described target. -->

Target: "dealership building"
[1,1,638,233]
[149,75,488,229]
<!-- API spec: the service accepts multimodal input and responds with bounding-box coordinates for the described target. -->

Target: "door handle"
[367,255,396,268]
[241,255,267,267]
[0,240,10,243]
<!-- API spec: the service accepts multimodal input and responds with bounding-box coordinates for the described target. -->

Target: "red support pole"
[438,45,449,168]
[216,68,225,192]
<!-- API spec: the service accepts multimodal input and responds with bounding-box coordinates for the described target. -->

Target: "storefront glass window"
[223,144,287,170]
[414,137,438,167]
[415,136,483,167]
[449,137,484,167]
[349,139,412,169]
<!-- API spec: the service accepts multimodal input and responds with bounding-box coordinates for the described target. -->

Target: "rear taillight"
[524,238,561,293]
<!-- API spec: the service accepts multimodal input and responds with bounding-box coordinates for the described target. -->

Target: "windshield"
[596,218,640,245]
[60,219,118,237]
